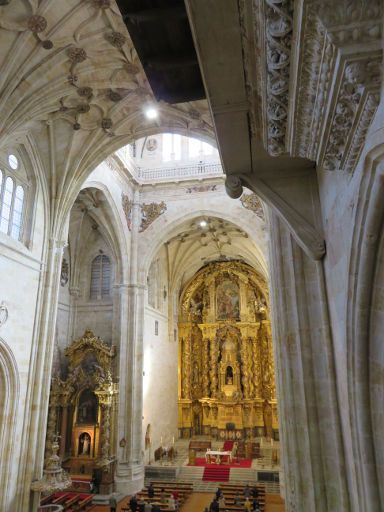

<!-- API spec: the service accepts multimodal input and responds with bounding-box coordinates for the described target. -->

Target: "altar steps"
[203,465,230,482]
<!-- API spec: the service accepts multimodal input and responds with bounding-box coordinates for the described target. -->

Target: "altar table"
[205,449,232,463]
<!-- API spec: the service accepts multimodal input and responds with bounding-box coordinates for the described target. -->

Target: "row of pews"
[40,492,93,511]
[216,483,266,512]
[122,481,194,511]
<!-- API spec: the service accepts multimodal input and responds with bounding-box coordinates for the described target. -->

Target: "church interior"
[0,1,383,512]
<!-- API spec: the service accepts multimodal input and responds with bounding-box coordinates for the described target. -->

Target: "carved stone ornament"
[265,0,293,156]
[186,184,217,194]
[139,201,167,232]
[60,258,69,287]
[240,193,265,220]
[291,0,382,173]
[27,15,47,33]
[122,193,133,231]
[67,47,87,63]
[0,301,8,328]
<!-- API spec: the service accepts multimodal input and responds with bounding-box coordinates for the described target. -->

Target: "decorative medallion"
[67,47,87,63]
[77,86,93,99]
[27,15,47,33]
[139,201,167,232]
[240,193,265,220]
[60,258,69,287]
[108,89,122,102]
[106,31,126,49]
[121,193,133,231]
[146,138,158,152]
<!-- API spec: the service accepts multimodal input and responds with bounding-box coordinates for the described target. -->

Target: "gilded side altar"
[178,261,278,440]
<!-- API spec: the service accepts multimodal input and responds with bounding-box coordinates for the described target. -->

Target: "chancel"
[0,1,383,512]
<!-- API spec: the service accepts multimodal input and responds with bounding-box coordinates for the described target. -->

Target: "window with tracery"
[90,254,111,300]
[0,154,26,241]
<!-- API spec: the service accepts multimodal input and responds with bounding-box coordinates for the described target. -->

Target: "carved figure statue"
[79,432,91,455]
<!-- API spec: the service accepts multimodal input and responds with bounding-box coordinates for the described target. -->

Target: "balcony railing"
[136,162,223,181]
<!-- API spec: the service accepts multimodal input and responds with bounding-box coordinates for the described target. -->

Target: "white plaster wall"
[142,305,178,463]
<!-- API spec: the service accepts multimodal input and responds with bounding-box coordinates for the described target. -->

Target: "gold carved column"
[209,333,219,398]
[180,325,192,399]
[259,321,276,400]
[201,333,210,397]
[251,335,262,398]
[239,325,253,399]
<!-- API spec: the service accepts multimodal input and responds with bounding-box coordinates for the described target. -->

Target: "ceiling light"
[199,220,207,228]
[144,106,158,120]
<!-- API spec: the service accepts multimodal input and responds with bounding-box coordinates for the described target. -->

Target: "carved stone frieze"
[240,193,265,220]
[321,59,381,171]
[291,0,382,173]
[139,201,167,232]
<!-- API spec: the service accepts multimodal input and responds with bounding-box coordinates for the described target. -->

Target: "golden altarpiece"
[178,261,278,441]
[46,330,118,492]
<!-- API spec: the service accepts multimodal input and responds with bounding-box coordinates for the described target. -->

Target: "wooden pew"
[72,494,93,511]
[63,494,81,510]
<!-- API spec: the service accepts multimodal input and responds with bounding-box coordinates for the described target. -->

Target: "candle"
[172,436,175,444]
[160,436,163,445]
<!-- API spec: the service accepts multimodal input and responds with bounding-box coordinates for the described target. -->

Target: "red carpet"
[190,457,252,468]
[223,441,234,450]
[203,465,230,482]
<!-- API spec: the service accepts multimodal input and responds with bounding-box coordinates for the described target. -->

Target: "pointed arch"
[0,337,19,511]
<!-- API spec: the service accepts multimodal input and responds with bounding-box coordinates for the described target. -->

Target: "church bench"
[63,494,81,509]
[147,482,193,488]
[40,495,52,505]
[71,494,93,511]
[52,493,71,504]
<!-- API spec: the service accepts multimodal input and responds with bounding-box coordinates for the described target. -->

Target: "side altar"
[45,330,118,493]
[178,261,278,440]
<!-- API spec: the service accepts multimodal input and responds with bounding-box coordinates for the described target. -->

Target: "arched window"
[162,133,181,162]
[0,153,26,242]
[90,254,111,300]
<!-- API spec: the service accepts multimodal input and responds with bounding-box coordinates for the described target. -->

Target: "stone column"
[115,190,145,495]
[68,286,80,340]
[269,212,349,511]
